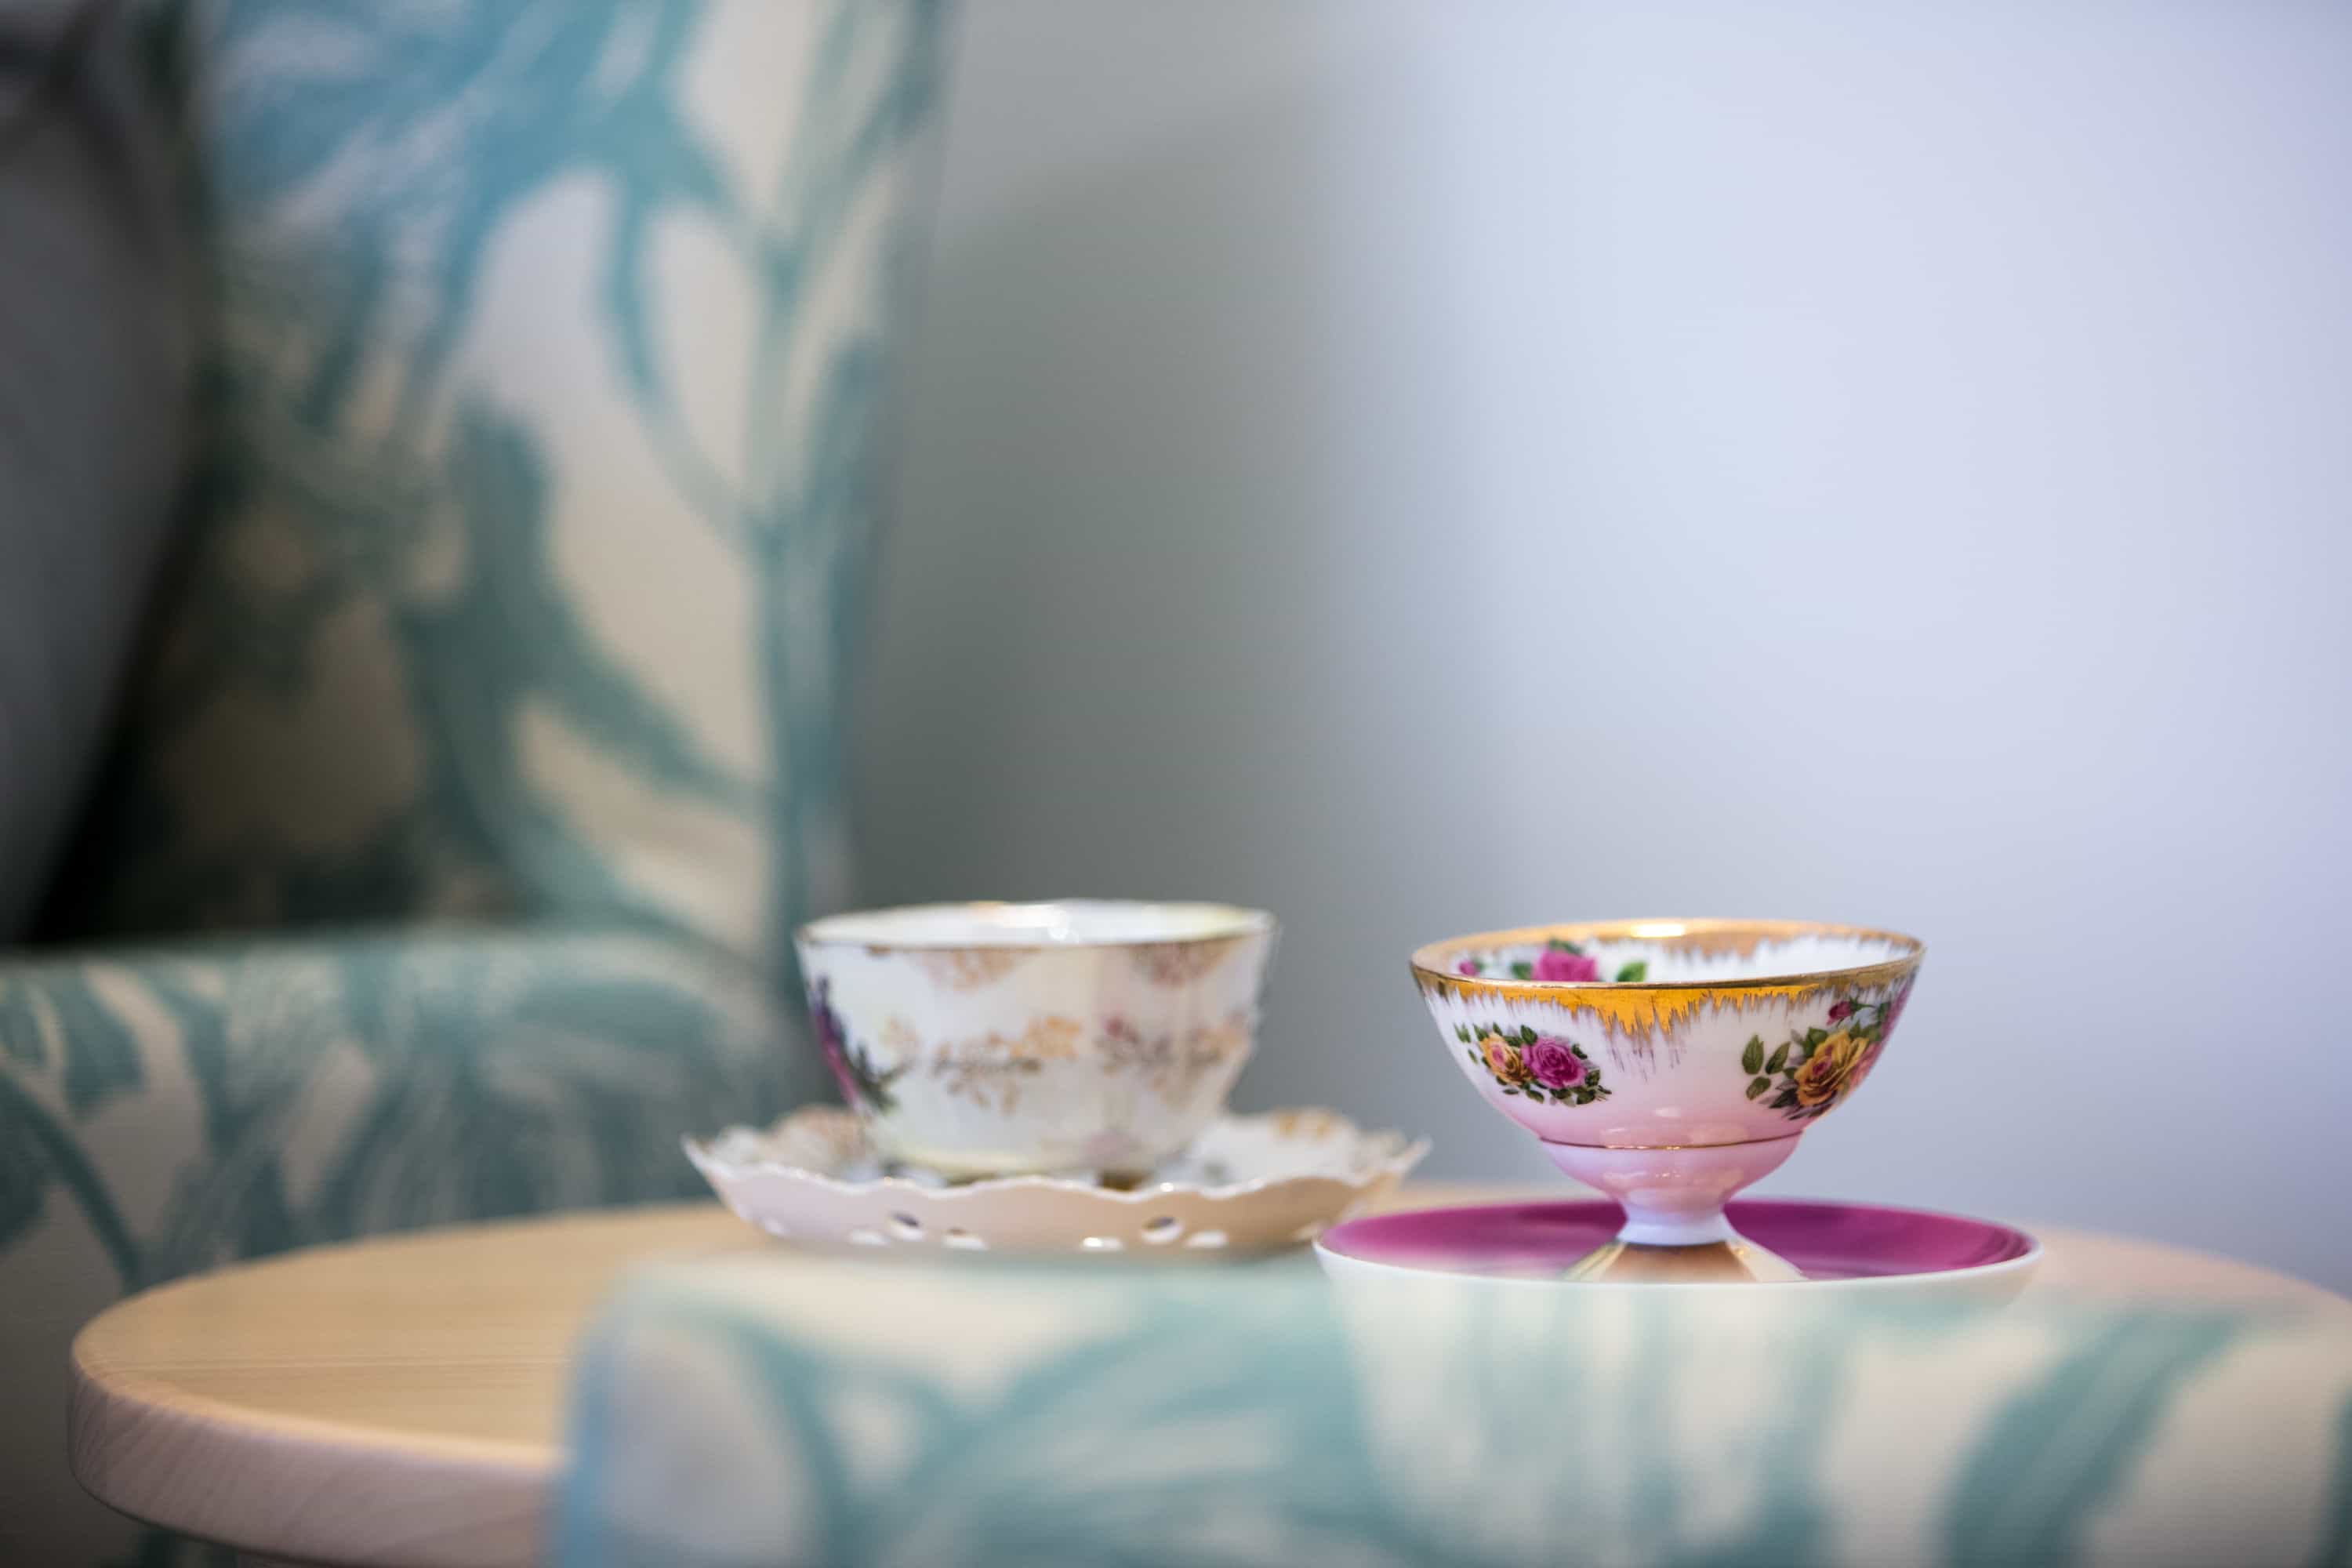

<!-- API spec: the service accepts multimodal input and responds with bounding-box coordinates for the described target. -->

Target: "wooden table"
[69,1192,2350,1568]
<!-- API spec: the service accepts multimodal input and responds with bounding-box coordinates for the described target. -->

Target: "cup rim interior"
[1410,917,1924,993]
[800,899,1276,952]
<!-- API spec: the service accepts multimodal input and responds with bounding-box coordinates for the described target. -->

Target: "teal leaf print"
[0,1069,141,1287]
[0,972,147,1277]
[565,1285,1419,1568]
[0,985,44,1070]
[57,0,947,988]
[46,979,147,1115]
[0,1077,53,1254]
[1942,1312,2242,1566]
[2314,1391,2352,1568]
[4,3,947,1559]
[437,406,760,813]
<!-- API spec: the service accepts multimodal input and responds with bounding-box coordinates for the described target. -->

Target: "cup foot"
[1542,1136,1806,1280]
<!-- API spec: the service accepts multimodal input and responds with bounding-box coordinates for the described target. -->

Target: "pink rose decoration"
[1457,959,1483,977]
[1534,947,1601,983]
[1827,998,1854,1022]
[1523,1036,1587,1090]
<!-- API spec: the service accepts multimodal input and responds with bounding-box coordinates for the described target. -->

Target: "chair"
[0,2,949,1561]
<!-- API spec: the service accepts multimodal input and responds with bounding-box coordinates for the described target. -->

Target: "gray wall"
[860,2,2352,1290]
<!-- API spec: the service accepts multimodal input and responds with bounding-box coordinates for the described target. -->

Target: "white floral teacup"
[1413,919,1924,1279]
[797,901,1278,1178]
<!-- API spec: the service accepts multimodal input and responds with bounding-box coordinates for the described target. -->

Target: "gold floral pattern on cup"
[1098,1009,1252,1100]
[913,949,1033,992]
[926,1016,1084,1114]
[1128,938,1243,987]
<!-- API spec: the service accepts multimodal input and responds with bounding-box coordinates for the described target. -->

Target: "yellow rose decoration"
[1479,1033,1533,1089]
[1792,1030,1867,1107]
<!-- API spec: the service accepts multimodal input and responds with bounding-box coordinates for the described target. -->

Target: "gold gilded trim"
[1413,917,1922,993]
[1411,919,1922,1043]
[1535,1133,1803,1153]
[1417,974,1915,1035]
[800,901,1276,953]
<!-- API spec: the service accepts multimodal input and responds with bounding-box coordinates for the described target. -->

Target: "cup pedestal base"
[1542,1136,1806,1283]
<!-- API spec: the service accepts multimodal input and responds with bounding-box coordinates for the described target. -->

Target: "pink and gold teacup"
[797,900,1277,1178]
[1411,919,1924,1281]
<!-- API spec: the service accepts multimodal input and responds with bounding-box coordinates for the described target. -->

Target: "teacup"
[1411,919,1924,1280]
[797,900,1278,1178]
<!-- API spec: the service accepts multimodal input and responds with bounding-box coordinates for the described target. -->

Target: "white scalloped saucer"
[686,1106,1428,1256]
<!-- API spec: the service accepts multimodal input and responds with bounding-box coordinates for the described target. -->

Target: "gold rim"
[798,900,1277,953]
[1410,917,1923,1001]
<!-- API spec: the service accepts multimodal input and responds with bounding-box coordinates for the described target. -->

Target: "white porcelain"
[797,900,1277,1178]
[1544,1140,1802,1249]
[686,1105,1426,1255]
[1412,919,1926,1280]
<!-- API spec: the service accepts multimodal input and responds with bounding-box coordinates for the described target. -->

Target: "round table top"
[69,1189,2350,1568]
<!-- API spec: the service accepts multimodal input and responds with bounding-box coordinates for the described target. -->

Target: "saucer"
[1317,1198,2040,1299]
[688,1106,1428,1256]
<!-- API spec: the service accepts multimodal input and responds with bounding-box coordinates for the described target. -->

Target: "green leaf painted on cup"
[1510,962,1533,981]
[1767,1043,1789,1073]
[1742,1037,1764,1075]
[1747,1076,1769,1098]
[1614,960,1648,983]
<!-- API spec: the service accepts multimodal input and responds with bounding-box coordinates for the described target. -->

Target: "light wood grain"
[69,1191,2349,1568]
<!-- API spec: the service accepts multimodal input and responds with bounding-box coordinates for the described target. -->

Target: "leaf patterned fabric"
[0,929,815,1565]
[557,1260,2352,1568]
[1,2,946,1562]
[52,0,946,978]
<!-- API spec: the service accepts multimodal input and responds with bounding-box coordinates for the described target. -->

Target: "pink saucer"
[1319,1198,2038,1290]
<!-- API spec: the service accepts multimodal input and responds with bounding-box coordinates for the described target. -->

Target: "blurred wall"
[858,2,2352,1289]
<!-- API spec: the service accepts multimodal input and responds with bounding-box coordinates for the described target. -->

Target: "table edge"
[71,1286,555,1568]
[60,1192,2348,1565]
